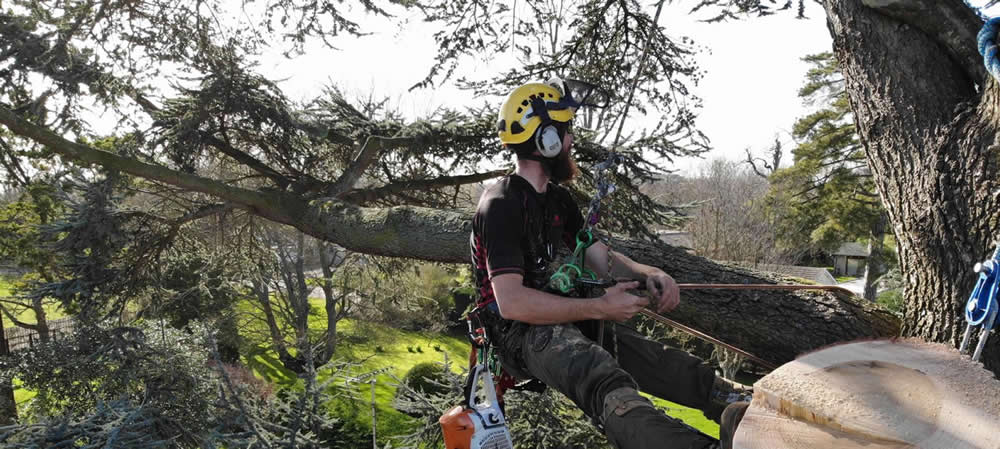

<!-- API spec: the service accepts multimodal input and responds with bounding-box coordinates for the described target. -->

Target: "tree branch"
[199,132,290,189]
[175,203,235,226]
[0,105,476,262]
[338,169,506,204]
[328,135,426,196]
[0,304,40,332]
[744,148,771,179]
[0,104,297,222]
[861,0,986,85]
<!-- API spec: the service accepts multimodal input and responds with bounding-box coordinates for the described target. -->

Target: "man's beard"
[546,151,579,184]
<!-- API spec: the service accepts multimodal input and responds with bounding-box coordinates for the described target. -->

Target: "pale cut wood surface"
[733,339,1000,449]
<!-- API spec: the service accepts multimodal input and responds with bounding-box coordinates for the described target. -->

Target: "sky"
[258,2,834,176]
[255,1,1000,176]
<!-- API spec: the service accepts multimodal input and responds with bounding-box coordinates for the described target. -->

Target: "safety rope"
[977,17,1000,82]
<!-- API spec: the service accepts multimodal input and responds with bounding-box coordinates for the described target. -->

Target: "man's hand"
[646,271,680,314]
[599,281,648,322]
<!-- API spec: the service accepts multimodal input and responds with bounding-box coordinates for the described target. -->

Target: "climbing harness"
[548,153,624,294]
[960,242,1000,362]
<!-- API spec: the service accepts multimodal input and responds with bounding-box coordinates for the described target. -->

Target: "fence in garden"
[2,310,138,352]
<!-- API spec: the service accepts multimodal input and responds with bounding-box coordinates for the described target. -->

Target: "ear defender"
[536,125,562,158]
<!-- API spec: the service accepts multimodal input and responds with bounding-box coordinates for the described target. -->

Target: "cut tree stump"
[734,339,1000,449]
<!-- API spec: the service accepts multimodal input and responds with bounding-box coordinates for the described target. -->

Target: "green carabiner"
[575,229,595,252]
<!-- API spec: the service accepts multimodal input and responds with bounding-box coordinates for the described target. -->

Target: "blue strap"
[978,17,1000,82]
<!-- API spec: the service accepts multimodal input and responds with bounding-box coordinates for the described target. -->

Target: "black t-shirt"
[470,175,584,310]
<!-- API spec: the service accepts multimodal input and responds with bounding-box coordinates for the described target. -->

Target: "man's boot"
[718,401,750,449]
[703,376,753,423]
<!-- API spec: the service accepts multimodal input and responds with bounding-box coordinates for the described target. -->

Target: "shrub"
[399,362,448,396]
[877,289,904,315]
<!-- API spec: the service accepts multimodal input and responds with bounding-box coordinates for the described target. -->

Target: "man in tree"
[471,79,750,449]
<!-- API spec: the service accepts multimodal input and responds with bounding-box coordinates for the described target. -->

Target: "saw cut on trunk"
[734,339,1000,449]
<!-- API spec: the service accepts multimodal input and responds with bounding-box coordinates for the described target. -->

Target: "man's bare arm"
[491,273,646,324]
[584,241,680,313]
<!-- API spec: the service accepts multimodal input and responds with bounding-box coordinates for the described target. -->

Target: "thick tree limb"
[0,105,473,262]
[0,104,900,365]
[860,0,986,85]
[338,169,507,204]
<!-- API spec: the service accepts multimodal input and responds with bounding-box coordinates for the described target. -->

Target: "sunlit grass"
[0,276,66,324]
[10,290,719,442]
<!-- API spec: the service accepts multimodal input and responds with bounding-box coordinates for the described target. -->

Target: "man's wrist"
[640,266,662,280]
[585,297,606,320]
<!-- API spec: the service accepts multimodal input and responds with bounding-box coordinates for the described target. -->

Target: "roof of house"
[656,230,694,248]
[832,242,870,258]
[747,264,838,286]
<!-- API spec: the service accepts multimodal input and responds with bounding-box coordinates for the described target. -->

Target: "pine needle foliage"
[391,359,609,449]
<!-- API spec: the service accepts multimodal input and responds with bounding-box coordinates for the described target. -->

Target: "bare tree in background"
[682,159,790,264]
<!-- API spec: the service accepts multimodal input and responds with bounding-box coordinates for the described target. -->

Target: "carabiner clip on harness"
[549,152,624,294]
[960,241,1000,362]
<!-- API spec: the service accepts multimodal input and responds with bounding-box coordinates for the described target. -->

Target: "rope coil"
[977,17,1000,82]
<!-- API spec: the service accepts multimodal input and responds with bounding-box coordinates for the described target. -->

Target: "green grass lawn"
[247,317,720,442]
[0,276,66,325]
[11,291,719,442]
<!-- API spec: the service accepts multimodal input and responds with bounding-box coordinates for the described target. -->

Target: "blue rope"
[978,17,1000,82]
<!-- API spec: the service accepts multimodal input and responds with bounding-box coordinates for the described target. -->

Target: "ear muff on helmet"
[536,125,562,158]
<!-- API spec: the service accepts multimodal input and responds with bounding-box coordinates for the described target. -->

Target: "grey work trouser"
[491,319,718,449]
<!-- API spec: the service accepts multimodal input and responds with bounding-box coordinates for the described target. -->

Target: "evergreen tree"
[766,52,892,300]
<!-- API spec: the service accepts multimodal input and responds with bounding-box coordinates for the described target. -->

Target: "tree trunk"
[0,313,16,424]
[253,278,297,371]
[734,339,1000,448]
[32,297,49,344]
[317,241,342,365]
[615,240,899,365]
[823,0,1000,373]
[862,212,888,301]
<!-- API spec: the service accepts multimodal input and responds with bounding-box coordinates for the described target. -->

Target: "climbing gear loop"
[549,228,600,293]
[960,241,1000,361]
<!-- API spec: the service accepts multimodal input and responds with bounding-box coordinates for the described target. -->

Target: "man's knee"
[600,386,656,426]
[600,387,716,449]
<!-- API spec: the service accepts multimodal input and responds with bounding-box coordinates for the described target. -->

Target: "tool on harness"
[439,364,514,449]
[960,242,1000,362]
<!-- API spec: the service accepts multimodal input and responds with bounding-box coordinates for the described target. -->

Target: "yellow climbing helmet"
[497,82,575,145]
[496,78,609,146]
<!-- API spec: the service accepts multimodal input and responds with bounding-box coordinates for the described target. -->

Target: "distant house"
[734,263,838,286]
[832,242,869,277]
[656,230,694,249]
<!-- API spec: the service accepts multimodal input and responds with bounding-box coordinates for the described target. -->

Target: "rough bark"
[615,240,900,365]
[824,0,1000,372]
